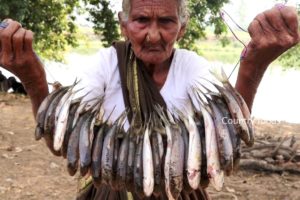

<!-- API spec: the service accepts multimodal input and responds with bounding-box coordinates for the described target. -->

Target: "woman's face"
[121,0,186,65]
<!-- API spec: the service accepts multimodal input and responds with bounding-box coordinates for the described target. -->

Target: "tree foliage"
[0,0,79,61]
[278,45,300,69]
[179,0,229,52]
[83,0,120,47]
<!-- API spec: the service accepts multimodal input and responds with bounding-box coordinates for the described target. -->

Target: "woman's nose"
[147,23,161,43]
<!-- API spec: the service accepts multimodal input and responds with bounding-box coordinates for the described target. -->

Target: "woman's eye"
[136,17,149,23]
[159,18,173,24]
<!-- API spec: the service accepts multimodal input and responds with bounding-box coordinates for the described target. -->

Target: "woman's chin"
[137,54,169,65]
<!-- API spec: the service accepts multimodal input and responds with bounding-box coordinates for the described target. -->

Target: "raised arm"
[0,19,49,117]
[235,5,300,111]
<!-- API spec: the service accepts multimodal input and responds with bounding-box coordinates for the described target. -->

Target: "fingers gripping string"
[275,3,286,11]
[1,22,58,85]
[219,10,249,79]
[0,22,8,29]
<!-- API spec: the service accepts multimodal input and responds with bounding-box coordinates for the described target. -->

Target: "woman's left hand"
[243,5,299,72]
[235,5,300,110]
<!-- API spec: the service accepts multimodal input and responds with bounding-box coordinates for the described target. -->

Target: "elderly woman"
[0,0,299,199]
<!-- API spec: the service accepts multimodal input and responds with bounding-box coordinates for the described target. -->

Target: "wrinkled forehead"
[130,0,179,15]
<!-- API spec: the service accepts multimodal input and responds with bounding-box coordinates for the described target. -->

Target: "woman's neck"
[143,57,172,90]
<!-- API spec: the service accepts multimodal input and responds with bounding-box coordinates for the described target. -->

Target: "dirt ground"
[0,93,300,200]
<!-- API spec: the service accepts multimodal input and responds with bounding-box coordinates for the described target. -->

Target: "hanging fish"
[61,101,81,158]
[91,123,108,186]
[53,88,75,151]
[67,112,89,176]
[142,124,154,197]
[43,87,69,156]
[35,85,64,140]
[116,130,130,190]
[169,123,184,199]
[134,134,144,199]
[200,104,224,191]
[183,114,201,190]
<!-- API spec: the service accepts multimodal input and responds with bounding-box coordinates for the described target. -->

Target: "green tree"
[278,44,300,69]
[83,0,120,47]
[0,0,79,61]
[278,5,300,69]
[179,0,229,52]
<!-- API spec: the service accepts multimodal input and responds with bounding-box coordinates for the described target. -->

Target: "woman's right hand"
[0,19,46,87]
[0,19,49,116]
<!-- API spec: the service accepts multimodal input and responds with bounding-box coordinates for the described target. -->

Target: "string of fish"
[34,67,254,199]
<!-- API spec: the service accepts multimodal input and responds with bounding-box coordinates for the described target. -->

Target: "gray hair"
[121,0,189,24]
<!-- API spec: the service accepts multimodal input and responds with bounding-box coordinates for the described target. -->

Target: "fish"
[134,135,144,199]
[196,116,210,188]
[79,113,96,176]
[179,121,193,193]
[110,130,121,189]
[61,101,81,158]
[142,125,154,197]
[116,131,130,190]
[125,131,136,192]
[156,130,164,162]
[53,89,75,151]
[169,123,184,199]
[210,101,234,171]
[210,67,253,146]
[101,108,127,185]
[184,114,201,190]
[35,85,64,140]
[43,87,69,156]
[101,122,118,185]
[67,112,88,176]
[164,122,174,200]
[213,96,241,172]
[151,131,162,196]
[200,105,224,191]
[91,123,108,186]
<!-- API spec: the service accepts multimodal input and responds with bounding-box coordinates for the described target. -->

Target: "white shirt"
[75,47,212,130]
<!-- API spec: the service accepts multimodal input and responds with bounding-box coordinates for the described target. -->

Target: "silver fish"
[151,131,162,196]
[53,89,75,151]
[116,132,130,190]
[213,96,241,172]
[67,112,88,176]
[43,87,69,156]
[91,124,108,186]
[134,135,144,199]
[35,86,64,140]
[143,126,154,197]
[179,121,193,193]
[200,105,224,191]
[79,113,95,176]
[169,124,184,199]
[101,122,118,185]
[183,114,201,190]
[125,131,136,192]
[210,101,234,171]
[61,102,80,158]
[164,123,174,200]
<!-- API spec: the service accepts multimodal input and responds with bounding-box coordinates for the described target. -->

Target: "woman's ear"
[177,23,187,41]
[118,12,128,40]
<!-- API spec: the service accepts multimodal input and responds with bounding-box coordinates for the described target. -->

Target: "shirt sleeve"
[73,47,117,103]
[184,51,215,112]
